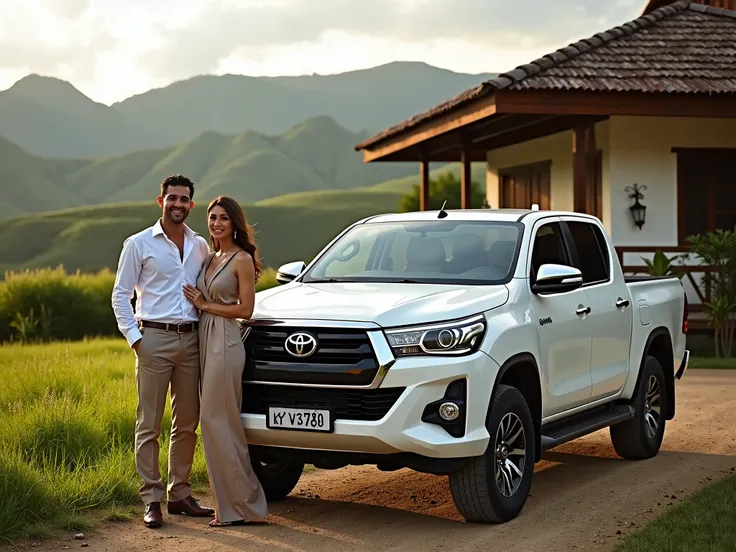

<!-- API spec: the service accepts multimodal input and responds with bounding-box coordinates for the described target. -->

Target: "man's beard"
[165,206,189,224]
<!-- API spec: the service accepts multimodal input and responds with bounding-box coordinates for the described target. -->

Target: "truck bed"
[624,275,678,283]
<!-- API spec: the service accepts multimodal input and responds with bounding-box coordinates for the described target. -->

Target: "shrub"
[686,229,736,357]
[0,267,118,343]
[0,266,280,344]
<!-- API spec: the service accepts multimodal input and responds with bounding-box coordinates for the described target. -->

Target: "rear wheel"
[449,384,535,523]
[610,355,667,460]
[249,449,305,501]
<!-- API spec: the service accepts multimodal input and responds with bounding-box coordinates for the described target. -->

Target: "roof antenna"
[437,200,448,219]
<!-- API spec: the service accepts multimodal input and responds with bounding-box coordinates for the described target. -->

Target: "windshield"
[301,220,522,285]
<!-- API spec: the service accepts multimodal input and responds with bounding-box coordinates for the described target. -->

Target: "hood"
[252,281,509,328]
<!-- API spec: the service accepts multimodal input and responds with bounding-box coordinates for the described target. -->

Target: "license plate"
[266,406,333,433]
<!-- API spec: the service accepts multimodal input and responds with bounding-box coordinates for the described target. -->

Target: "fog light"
[439,402,460,421]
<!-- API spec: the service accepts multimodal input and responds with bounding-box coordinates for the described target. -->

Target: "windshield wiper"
[305,278,342,283]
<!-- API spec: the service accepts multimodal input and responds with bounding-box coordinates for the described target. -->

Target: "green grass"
[689,356,736,369]
[613,474,736,552]
[0,339,212,542]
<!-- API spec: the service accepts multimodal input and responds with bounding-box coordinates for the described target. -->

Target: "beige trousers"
[134,326,200,504]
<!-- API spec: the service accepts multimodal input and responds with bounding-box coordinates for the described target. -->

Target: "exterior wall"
[485,115,736,305]
[485,121,612,232]
[608,116,736,305]
[486,116,736,245]
[608,115,736,246]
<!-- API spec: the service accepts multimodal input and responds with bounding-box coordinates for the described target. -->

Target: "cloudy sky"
[0,0,644,105]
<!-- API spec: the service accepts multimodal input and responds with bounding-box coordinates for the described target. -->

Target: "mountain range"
[0,62,496,159]
[0,115,428,219]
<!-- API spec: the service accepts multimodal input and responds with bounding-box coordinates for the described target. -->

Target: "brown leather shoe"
[143,502,162,528]
[167,495,215,517]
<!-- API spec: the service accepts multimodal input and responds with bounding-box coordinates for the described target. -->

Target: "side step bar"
[540,404,635,451]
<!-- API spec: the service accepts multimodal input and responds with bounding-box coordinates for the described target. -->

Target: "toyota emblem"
[284,332,318,358]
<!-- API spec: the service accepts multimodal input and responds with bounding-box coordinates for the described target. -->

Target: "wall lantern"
[625,183,647,230]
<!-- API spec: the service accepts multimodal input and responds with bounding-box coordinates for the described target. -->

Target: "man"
[111,174,214,528]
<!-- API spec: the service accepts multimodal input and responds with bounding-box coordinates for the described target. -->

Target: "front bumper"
[241,350,500,459]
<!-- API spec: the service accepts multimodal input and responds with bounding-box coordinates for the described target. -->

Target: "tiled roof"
[356,1,736,150]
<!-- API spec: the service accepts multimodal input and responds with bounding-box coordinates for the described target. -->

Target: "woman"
[182,195,269,527]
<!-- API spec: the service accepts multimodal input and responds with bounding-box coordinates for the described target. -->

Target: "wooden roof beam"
[359,94,497,163]
[495,90,736,118]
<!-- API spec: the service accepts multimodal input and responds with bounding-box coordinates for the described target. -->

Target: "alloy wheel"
[494,412,526,497]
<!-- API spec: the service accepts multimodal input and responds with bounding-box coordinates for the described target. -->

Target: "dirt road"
[12,369,736,552]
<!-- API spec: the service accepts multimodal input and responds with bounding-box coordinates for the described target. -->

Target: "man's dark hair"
[160,174,195,199]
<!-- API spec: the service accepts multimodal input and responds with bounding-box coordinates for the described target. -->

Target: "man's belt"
[140,320,198,333]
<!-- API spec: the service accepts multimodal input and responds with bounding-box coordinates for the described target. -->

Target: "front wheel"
[249,449,305,501]
[449,384,535,523]
[610,355,667,460]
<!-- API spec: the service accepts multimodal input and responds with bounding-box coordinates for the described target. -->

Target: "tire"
[249,450,305,501]
[449,384,536,523]
[610,355,667,460]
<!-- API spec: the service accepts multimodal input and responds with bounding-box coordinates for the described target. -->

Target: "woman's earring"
[234,230,237,239]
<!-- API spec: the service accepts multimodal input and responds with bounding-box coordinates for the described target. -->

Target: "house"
[354,0,736,327]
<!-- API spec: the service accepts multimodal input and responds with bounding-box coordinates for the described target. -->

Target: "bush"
[686,229,736,357]
[0,267,118,343]
[0,266,280,344]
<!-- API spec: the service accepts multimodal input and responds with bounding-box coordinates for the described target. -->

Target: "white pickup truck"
[239,208,689,523]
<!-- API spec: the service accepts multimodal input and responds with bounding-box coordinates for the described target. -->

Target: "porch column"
[572,122,595,214]
[461,137,472,209]
[419,158,430,211]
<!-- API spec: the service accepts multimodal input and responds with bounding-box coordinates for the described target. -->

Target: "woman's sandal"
[209,518,246,527]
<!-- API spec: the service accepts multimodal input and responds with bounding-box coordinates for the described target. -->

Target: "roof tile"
[531,57,556,69]
[502,68,529,82]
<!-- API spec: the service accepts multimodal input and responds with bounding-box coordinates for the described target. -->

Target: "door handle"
[576,305,591,316]
[615,298,630,308]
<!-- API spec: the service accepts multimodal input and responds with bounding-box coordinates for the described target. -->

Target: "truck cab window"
[530,223,569,282]
[566,221,610,285]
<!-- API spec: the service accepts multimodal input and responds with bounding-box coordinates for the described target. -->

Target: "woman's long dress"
[197,251,269,522]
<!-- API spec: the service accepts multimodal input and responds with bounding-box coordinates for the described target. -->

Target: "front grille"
[242,384,405,421]
[244,326,379,386]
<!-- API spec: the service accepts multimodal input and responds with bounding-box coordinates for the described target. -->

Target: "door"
[528,219,593,417]
[562,218,632,401]
[676,148,736,243]
[500,161,551,210]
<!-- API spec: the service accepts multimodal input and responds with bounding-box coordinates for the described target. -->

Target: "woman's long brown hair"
[206,196,263,282]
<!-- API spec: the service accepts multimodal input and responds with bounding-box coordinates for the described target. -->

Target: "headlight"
[384,314,486,357]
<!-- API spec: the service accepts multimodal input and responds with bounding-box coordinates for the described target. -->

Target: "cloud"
[142,0,642,79]
[0,0,116,82]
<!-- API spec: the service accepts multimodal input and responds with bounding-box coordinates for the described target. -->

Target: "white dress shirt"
[111,219,210,347]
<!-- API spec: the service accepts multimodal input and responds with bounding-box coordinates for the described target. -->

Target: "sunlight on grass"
[0,338,210,541]
[613,474,736,552]
[689,356,736,369]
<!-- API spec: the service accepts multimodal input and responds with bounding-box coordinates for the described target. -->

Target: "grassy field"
[0,183,409,278]
[0,339,213,541]
[613,473,736,552]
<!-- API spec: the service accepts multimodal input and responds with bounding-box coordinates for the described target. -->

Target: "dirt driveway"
[12,369,736,552]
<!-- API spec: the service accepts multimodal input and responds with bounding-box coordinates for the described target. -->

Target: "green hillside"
[0,184,406,277]
[0,63,496,159]
[0,135,84,217]
[0,116,419,218]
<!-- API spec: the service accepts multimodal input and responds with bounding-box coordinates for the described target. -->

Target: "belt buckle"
[177,323,187,334]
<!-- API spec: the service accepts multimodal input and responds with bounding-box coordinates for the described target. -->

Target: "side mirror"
[276,261,306,285]
[531,264,583,295]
